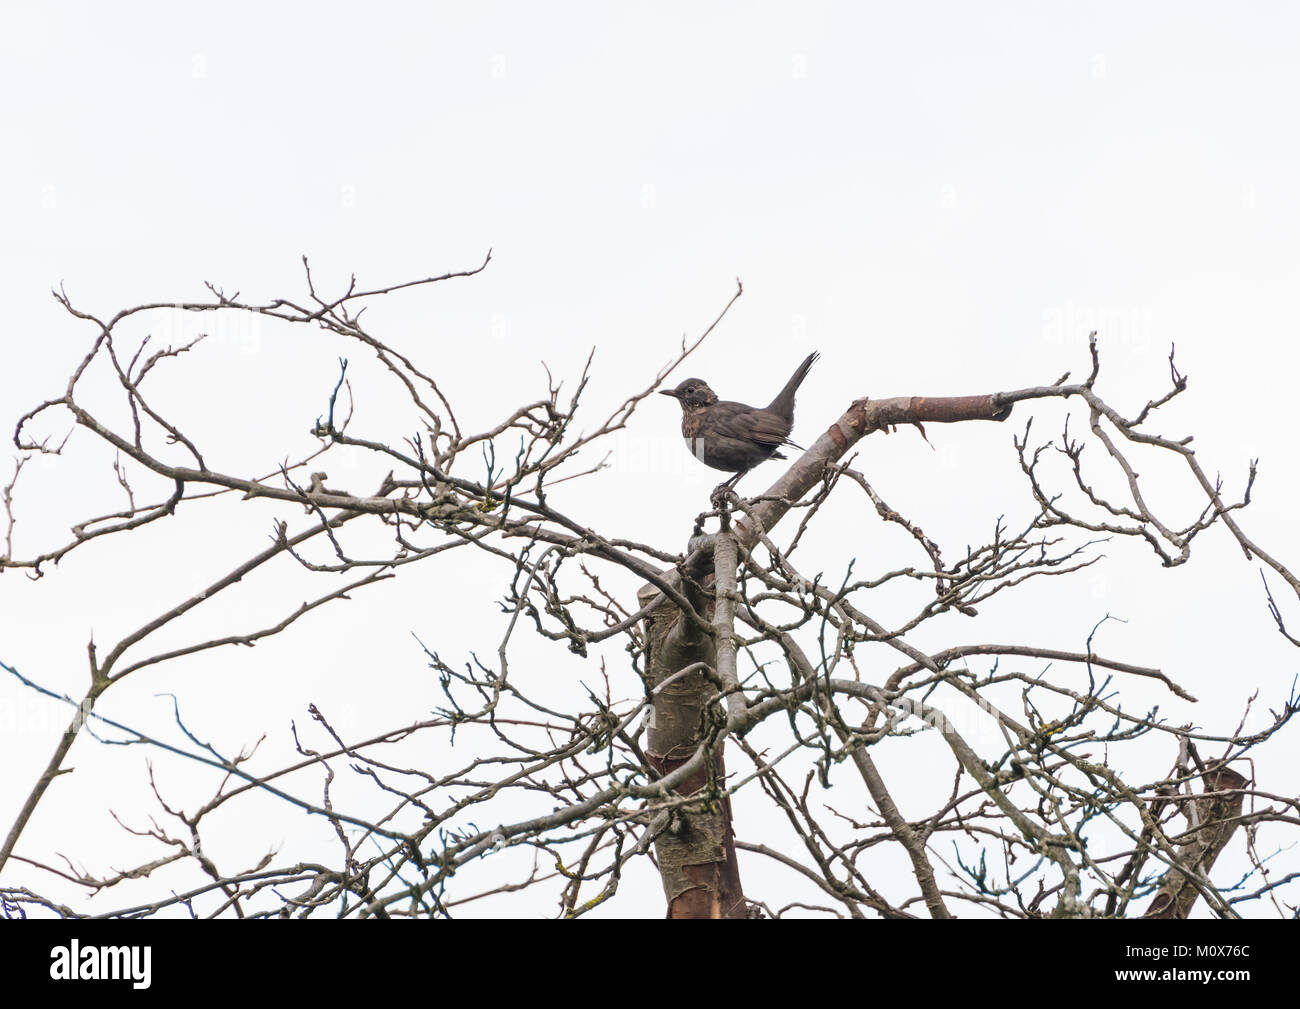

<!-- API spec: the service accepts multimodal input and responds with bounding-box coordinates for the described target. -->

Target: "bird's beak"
[659,389,678,399]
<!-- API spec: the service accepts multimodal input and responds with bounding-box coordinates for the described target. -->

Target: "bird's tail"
[766,351,819,419]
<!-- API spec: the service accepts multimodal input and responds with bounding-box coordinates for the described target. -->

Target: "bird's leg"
[710,479,742,513]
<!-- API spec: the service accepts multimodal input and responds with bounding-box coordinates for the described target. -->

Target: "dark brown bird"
[660,352,819,488]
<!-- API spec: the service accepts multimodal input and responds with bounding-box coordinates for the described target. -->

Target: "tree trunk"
[638,576,748,918]
[1143,766,1248,918]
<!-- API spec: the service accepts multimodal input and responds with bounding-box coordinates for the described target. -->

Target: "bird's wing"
[705,405,792,448]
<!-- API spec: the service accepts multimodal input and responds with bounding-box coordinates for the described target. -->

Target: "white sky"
[2,3,1298,917]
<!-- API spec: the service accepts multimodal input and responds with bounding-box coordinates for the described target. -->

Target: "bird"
[660,351,819,489]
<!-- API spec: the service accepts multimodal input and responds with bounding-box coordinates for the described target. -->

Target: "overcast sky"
[2,3,1298,917]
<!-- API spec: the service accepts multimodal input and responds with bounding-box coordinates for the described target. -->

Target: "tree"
[2,258,1296,919]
